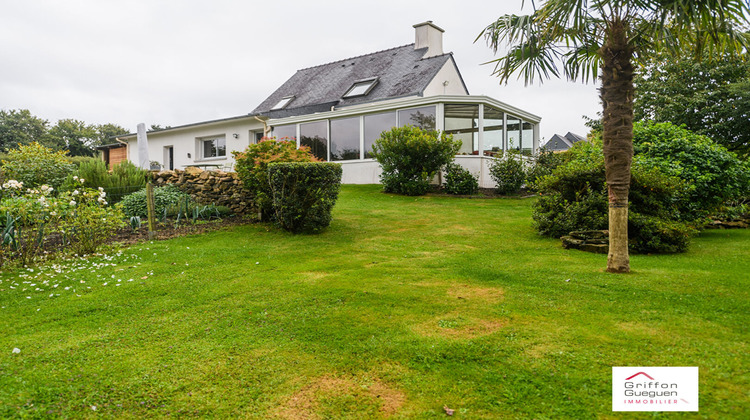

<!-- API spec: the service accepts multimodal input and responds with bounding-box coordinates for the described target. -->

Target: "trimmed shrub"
[233,137,319,219]
[371,126,460,196]
[268,162,342,233]
[120,184,192,218]
[489,149,526,195]
[443,163,479,195]
[1,142,74,190]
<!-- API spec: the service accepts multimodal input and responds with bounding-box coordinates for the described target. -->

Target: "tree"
[0,109,49,152]
[47,119,99,156]
[96,123,130,146]
[478,0,750,273]
[634,53,750,157]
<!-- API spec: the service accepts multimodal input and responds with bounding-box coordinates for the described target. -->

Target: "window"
[507,117,522,151]
[398,106,436,131]
[272,124,296,142]
[522,121,534,156]
[300,121,328,161]
[199,136,226,159]
[364,112,396,158]
[483,106,504,155]
[271,96,294,110]
[343,78,378,98]
[444,104,479,154]
[330,117,360,161]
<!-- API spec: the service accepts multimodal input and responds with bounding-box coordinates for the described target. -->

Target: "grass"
[0,184,748,419]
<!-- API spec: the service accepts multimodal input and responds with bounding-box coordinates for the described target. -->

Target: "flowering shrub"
[0,177,125,266]
[1,142,75,190]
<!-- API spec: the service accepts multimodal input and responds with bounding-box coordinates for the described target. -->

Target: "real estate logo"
[612,367,698,412]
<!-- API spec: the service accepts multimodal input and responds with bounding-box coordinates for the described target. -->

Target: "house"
[116,21,541,187]
[542,132,586,152]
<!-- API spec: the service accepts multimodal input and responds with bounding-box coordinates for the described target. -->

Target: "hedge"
[268,162,342,233]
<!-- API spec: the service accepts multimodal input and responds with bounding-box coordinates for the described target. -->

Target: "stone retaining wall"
[150,168,253,214]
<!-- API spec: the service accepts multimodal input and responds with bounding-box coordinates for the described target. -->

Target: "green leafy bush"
[371,126,460,196]
[233,137,319,219]
[443,163,479,195]
[1,142,75,190]
[60,187,126,255]
[631,121,750,221]
[532,141,696,253]
[526,147,565,191]
[120,184,192,218]
[489,149,527,195]
[268,162,342,233]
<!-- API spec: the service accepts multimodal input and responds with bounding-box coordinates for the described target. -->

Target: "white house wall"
[126,119,263,170]
[340,160,382,184]
[422,60,469,97]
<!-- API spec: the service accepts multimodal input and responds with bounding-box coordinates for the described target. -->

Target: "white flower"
[72,190,79,195]
[12,348,20,354]
[98,187,104,192]
[73,176,79,180]
[69,200,77,206]
[79,178,85,184]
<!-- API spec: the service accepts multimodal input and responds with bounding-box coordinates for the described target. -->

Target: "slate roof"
[543,132,586,151]
[252,44,459,118]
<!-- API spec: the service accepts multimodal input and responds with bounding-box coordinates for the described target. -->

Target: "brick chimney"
[413,21,444,59]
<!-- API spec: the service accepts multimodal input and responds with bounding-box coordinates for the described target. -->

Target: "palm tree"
[478,0,749,273]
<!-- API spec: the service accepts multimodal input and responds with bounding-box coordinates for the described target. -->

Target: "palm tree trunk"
[600,18,634,273]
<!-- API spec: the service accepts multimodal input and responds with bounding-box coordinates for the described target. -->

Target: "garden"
[0,183,748,418]
[0,128,748,417]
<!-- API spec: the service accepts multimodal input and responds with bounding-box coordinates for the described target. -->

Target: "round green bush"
[120,184,192,218]
[371,126,461,196]
[489,150,526,195]
[443,163,479,195]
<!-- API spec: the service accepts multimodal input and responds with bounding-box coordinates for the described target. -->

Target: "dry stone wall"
[150,168,253,214]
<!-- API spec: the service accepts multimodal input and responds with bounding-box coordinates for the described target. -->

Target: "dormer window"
[271,96,295,110]
[343,78,378,98]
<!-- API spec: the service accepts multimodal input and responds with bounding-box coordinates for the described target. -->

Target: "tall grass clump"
[62,160,148,203]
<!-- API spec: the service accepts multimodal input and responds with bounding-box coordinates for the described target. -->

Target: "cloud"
[0,0,600,139]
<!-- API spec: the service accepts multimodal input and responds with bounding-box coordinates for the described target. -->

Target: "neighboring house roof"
[253,44,463,119]
[564,132,586,144]
[543,132,586,151]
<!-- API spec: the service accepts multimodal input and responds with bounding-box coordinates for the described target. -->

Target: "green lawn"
[1,184,748,419]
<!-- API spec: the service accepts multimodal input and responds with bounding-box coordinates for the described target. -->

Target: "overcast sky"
[1,0,601,143]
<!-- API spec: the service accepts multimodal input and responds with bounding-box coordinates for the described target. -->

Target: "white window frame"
[343,77,379,98]
[197,135,227,161]
[271,96,295,110]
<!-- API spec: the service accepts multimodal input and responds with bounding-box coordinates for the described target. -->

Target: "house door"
[164,146,174,170]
